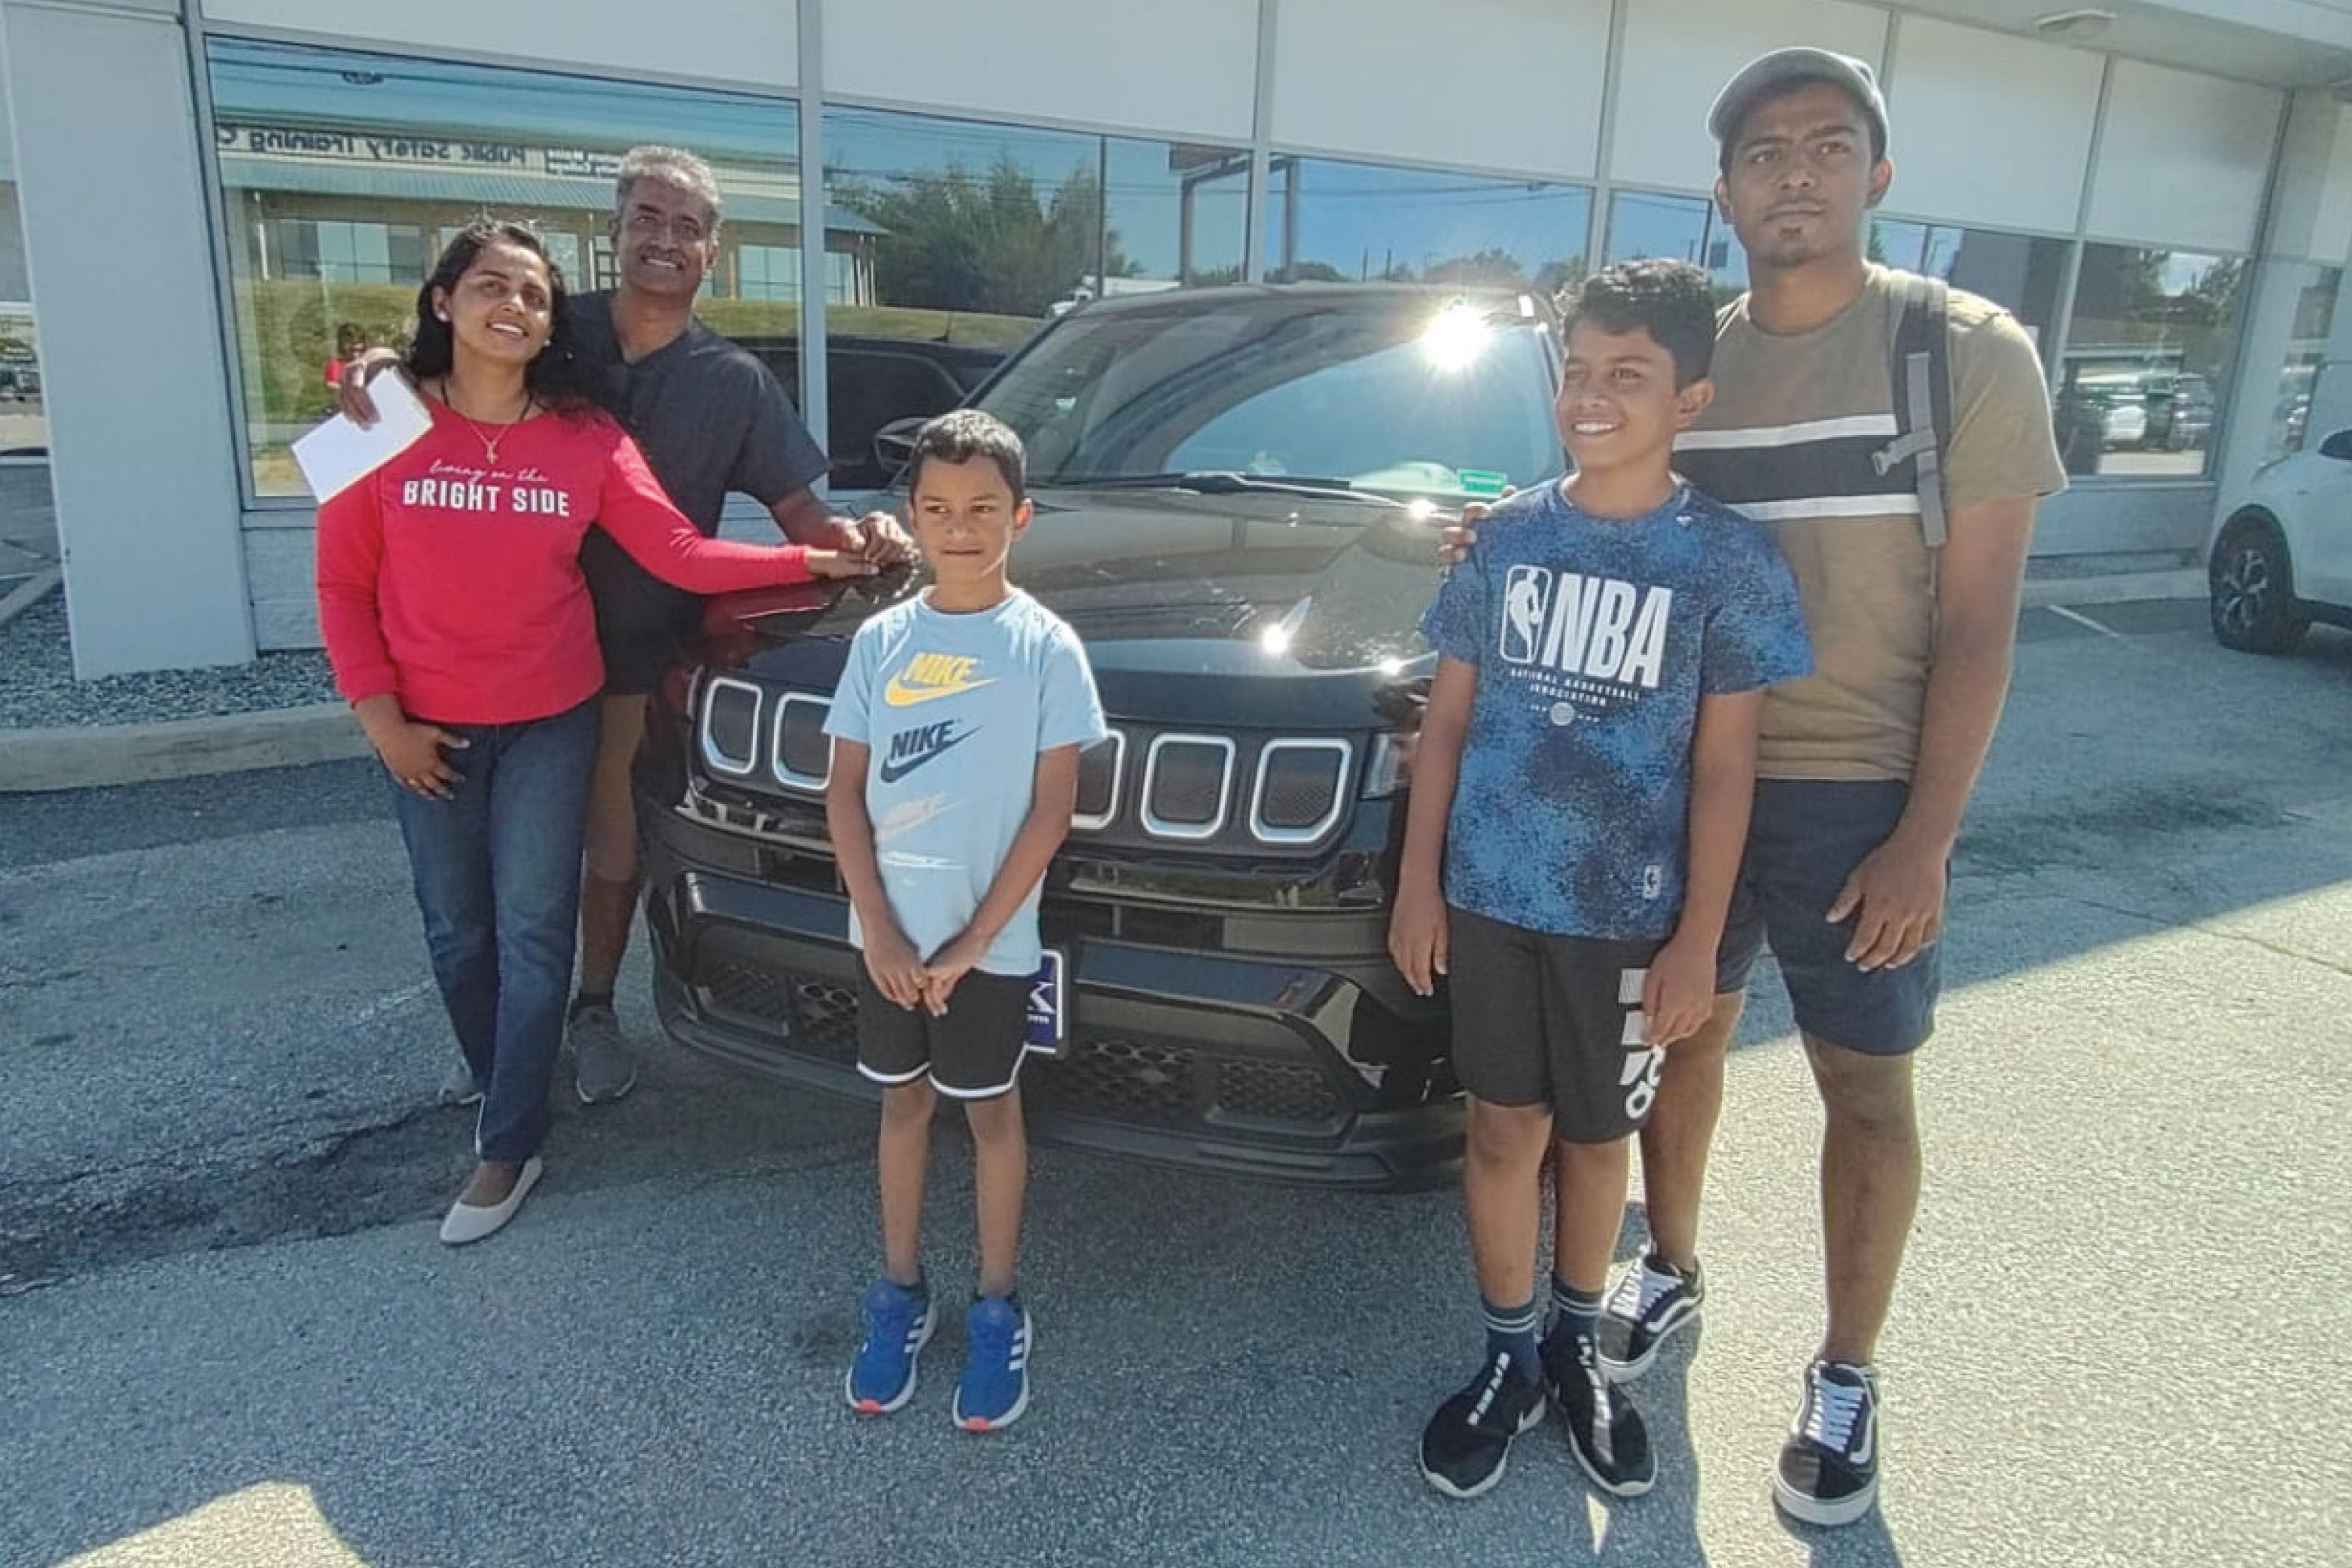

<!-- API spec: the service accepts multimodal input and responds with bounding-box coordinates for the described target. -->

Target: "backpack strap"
[1874,273,1952,547]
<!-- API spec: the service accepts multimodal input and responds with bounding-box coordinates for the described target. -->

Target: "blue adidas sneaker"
[953,1296,1032,1433]
[845,1277,936,1414]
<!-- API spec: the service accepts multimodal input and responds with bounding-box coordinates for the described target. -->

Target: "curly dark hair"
[908,407,1028,501]
[1558,259,1717,388]
[403,218,591,408]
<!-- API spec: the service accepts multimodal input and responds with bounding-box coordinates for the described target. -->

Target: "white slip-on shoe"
[438,1156,544,1246]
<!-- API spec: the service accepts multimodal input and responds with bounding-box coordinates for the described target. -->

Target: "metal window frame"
[1140,732,1236,842]
[1248,736,1351,845]
[697,675,763,777]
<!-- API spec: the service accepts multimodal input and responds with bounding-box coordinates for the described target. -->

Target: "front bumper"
[640,797,1462,1189]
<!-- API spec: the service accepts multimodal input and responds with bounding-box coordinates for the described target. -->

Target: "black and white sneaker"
[1418,1352,1546,1499]
[1541,1329,1656,1497]
[1773,1360,1881,1527]
[1595,1253,1704,1382]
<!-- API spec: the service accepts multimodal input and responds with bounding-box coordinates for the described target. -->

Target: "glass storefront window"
[2057,242,2244,479]
[207,39,806,498]
[1869,219,2067,345]
[0,180,44,460]
[2265,265,2339,456]
[1264,157,1590,297]
[815,107,1248,491]
[1603,189,1744,298]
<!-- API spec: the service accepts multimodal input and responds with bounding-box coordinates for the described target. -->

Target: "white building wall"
[826,0,1257,141]
[1270,0,1608,178]
[1609,0,1888,192]
[1879,17,2100,236]
[2087,59,2281,252]
[3,0,250,676]
[200,0,800,90]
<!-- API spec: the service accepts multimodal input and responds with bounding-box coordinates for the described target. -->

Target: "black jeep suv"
[635,283,1566,1186]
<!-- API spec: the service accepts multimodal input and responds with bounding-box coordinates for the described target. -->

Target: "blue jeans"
[388,699,599,1162]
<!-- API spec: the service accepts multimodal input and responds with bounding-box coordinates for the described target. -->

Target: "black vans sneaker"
[1541,1329,1656,1497]
[1773,1360,1881,1527]
[1595,1253,1704,1382]
[1418,1352,1545,1499]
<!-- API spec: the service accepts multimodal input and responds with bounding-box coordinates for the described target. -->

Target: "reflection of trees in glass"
[837,156,1131,318]
[1272,249,1585,294]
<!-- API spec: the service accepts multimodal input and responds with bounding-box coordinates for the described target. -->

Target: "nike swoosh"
[877,729,975,784]
[884,674,997,707]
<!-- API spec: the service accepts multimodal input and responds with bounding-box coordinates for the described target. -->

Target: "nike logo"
[884,652,995,708]
[878,720,975,784]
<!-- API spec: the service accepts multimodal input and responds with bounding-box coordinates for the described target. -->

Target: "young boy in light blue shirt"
[825,410,1106,1432]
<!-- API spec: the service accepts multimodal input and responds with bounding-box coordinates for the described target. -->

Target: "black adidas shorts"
[1446,907,1665,1144]
[855,967,1030,1099]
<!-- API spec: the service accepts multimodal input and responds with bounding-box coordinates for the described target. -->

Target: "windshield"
[976,292,1564,502]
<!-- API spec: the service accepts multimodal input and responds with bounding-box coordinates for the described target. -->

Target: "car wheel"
[2209,514,2310,654]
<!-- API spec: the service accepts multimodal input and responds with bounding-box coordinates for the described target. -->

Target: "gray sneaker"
[569,1001,638,1104]
[437,1057,484,1107]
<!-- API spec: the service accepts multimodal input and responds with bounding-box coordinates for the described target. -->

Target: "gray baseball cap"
[1708,47,1889,151]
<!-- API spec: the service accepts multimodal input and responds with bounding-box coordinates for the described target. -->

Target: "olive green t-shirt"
[1673,266,2065,781]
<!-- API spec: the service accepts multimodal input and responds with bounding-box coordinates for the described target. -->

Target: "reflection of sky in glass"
[1105,139,1248,282]
[1604,190,1744,294]
[823,109,1247,281]
[1266,158,1590,285]
[208,38,797,159]
[1607,190,1708,266]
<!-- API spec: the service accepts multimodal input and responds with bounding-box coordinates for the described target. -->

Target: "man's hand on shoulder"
[334,349,409,428]
[1436,486,1516,566]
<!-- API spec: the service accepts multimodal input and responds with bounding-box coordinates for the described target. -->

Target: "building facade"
[9,0,2352,675]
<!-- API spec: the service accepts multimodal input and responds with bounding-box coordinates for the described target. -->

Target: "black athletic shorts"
[1446,907,1665,1144]
[1716,779,1941,1057]
[855,967,1030,1099]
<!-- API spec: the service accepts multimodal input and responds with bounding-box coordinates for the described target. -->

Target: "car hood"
[703,488,1447,728]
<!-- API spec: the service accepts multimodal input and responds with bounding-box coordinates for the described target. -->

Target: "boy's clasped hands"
[863,924,990,1018]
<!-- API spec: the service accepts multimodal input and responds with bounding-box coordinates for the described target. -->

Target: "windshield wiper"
[1039,470,1402,505]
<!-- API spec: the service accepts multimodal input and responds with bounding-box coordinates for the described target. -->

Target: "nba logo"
[1501,565,1550,665]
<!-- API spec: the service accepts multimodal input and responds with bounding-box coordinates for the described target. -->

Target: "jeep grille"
[696,685,1359,851]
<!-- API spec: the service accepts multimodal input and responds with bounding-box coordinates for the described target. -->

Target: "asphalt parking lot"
[3,597,2348,1568]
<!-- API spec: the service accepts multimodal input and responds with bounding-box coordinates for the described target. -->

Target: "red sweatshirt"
[317,401,815,723]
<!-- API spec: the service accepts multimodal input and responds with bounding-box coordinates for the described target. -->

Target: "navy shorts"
[1446,908,1665,1144]
[1717,778,1940,1056]
[855,967,1030,1099]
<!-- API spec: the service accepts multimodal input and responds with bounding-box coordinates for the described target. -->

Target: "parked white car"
[2209,429,2352,652]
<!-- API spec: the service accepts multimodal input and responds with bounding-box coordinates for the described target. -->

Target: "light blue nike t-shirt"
[824,589,1107,975]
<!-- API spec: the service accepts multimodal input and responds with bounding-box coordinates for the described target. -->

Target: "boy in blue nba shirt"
[826,410,1107,1432]
[1391,260,1811,1499]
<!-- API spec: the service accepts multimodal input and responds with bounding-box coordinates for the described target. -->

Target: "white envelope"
[291,373,434,503]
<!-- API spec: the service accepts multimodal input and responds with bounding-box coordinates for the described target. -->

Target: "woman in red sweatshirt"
[317,219,873,1245]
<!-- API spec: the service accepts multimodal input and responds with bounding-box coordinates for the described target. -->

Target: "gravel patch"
[0,592,340,730]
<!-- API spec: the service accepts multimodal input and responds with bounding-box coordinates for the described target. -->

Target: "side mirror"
[2320,429,2352,461]
[873,416,926,480]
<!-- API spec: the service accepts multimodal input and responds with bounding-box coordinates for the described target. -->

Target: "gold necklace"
[437,382,534,467]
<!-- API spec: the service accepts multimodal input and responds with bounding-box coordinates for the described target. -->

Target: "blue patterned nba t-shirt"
[825,589,1107,976]
[1418,480,1811,939]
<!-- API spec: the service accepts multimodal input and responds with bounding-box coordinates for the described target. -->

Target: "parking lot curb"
[0,702,367,793]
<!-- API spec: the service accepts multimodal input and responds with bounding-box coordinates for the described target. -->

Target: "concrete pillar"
[0,0,250,676]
